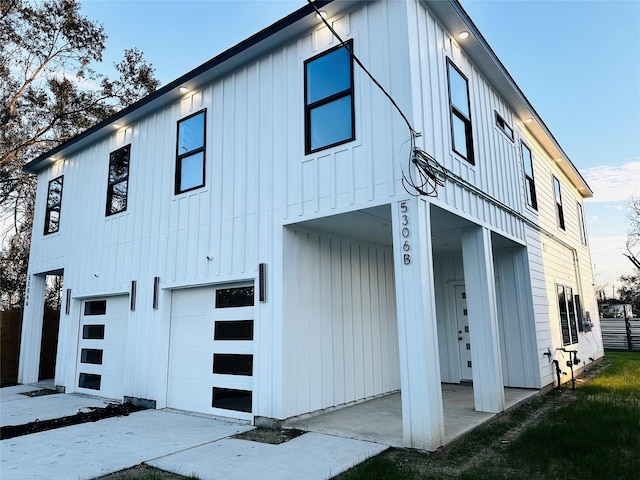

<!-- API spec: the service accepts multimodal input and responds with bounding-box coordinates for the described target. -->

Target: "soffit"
[426,0,593,198]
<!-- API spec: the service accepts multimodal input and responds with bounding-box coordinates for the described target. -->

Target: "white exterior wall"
[410,2,526,242]
[21,0,602,434]
[281,227,399,418]
[518,126,602,386]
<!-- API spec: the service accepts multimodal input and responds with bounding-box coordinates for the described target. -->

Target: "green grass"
[338,352,640,480]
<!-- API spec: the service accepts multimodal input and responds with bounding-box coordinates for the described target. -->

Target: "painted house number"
[400,201,411,265]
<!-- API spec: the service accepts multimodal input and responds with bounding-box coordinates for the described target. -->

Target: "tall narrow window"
[558,285,579,345]
[553,176,565,230]
[520,142,537,210]
[106,144,130,216]
[44,176,63,235]
[175,109,206,194]
[577,202,587,245]
[447,60,474,164]
[305,40,354,154]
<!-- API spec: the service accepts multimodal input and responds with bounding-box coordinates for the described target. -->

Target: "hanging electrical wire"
[306,0,445,197]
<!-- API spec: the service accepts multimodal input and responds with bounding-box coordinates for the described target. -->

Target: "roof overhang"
[24,0,348,174]
[25,0,592,199]
[427,0,593,198]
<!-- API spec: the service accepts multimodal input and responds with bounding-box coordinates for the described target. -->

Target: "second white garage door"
[75,295,128,400]
[167,283,255,420]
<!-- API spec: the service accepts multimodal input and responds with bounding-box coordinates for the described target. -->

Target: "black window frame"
[80,348,104,365]
[82,324,105,339]
[78,372,101,390]
[175,109,206,195]
[304,40,355,154]
[215,286,254,308]
[577,202,587,245]
[494,111,514,141]
[106,144,131,216]
[553,176,565,230]
[84,300,107,316]
[44,175,63,235]
[520,142,538,210]
[446,60,474,165]
[558,285,579,346]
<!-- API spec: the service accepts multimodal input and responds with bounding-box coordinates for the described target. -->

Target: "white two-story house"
[19,0,603,451]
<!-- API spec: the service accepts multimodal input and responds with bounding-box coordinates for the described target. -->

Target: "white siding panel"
[282,227,399,418]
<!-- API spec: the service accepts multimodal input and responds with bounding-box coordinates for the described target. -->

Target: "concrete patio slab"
[286,386,538,448]
[149,432,388,480]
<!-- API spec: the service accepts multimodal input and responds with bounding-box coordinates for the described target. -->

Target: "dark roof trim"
[24,0,333,174]
[443,0,593,196]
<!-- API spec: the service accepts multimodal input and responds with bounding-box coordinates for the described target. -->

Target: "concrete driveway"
[0,384,386,480]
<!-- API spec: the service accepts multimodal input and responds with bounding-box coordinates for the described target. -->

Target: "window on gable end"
[520,142,537,210]
[304,40,355,154]
[495,111,514,141]
[44,175,63,235]
[447,60,474,164]
[577,202,587,245]
[106,144,130,216]
[175,109,206,194]
[553,176,565,230]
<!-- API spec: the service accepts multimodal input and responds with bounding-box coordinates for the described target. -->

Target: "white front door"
[76,296,128,399]
[454,285,472,381]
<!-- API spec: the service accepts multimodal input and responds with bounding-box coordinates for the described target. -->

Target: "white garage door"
[76,295,128,400]
[167,283,255,420]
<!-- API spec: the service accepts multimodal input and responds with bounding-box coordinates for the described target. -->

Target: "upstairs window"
[558,285,579,345]
[447,60,474,164]
[44,176,63,235]
[175,109,206,194]
[106,144,130,216]
[553,176,565,230]
[520,142,537,210]
[304,40,355,154]
[577,202,587,245]
[495,112,514,141]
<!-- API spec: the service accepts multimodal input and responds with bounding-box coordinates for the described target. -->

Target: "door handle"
[458,336,463,341]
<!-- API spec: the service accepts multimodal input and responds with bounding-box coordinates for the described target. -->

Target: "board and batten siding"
[513,124,601,387]
[408,1,526,243]
[281,226,400,418]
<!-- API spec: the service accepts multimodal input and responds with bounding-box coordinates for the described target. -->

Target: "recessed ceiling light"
[112,123,121,129]
[556,158,563,162]
[524,117,533,123]
[316,11,327,19]
[179,86,189,94]
[458,31,470,40]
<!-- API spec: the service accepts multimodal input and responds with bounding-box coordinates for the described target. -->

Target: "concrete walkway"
[0,384,386,480]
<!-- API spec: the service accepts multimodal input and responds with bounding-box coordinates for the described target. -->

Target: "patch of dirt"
[92,463,191,480]
[0,402,144,440]
[20,388,60,397]
[233,427,306,445]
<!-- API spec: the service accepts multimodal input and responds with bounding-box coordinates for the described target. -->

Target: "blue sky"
[79,0,640,294]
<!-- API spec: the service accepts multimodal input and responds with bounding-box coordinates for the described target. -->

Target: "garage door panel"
[76,295,128,400]
[168,284,255,418]
[171,287,214,314]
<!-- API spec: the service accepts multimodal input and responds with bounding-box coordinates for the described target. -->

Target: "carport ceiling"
[299,205,392,247]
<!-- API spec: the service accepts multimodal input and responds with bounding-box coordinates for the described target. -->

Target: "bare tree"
[0,0,159,309]
[624,197,640,270]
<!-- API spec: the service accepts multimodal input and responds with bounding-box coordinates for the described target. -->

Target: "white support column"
[392,198,444,451]
[18,273,46,384]
[461,227,505,413]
